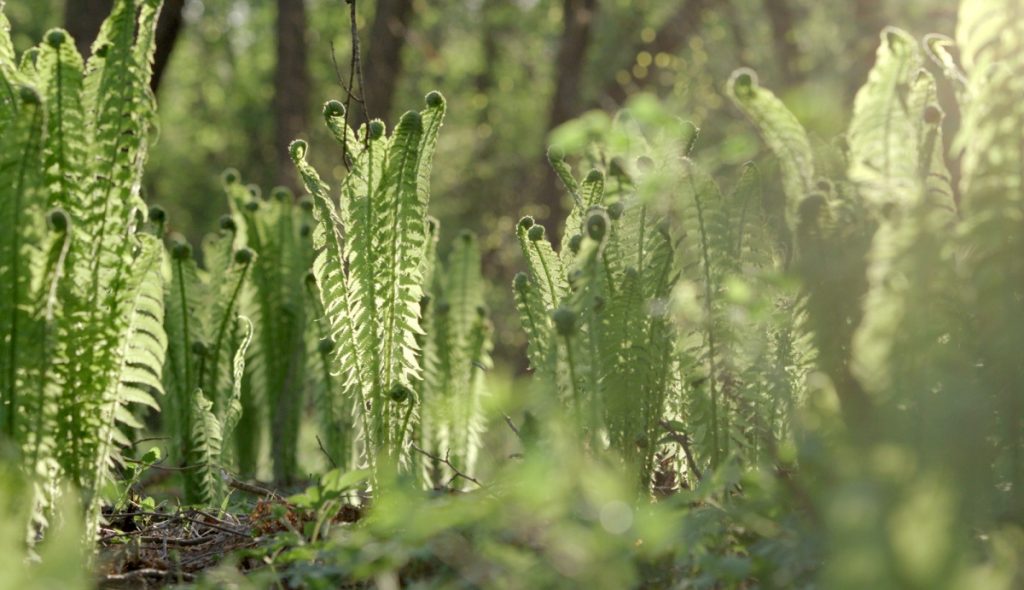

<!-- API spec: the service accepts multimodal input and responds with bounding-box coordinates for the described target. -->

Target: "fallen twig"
[316,434,338,469]
[659,420,703,481]
[101,568,195,583]
[410,444,484,489]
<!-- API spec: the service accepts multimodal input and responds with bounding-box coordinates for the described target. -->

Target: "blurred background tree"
[9,0,957,368]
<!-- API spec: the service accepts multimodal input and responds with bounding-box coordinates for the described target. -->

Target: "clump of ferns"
[158,207,253,504]
[222,174,318,482]
[416,228,493,489]
[513,152,678,491]
[523,111,815,491]
[667,146,813,478]
[290,92,447,481]
[0,0,168,538]
[726,17,1024,544]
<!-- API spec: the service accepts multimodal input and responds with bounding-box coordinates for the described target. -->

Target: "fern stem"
[561,334,583,434]
[691,172,721,469]
[203,263,249,393]
[531,241,560,309]
[3,105,41,437]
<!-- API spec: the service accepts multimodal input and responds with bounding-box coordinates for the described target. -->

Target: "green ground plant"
[290,94,447,479]
[223,177,317,482]
[1,0,1024,588]
[159,218,253,504]
[0,0,167,537]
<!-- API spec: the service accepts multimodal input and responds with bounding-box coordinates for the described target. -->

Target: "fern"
[727,68,815,228]
[419,230,493,488]
[846,28,924,210]
[514,142,685,489]
[291,92,446,476]
[953,0,1024,518]
[224,181,314,482]
[0,0,168,539]
[159,220,254,502]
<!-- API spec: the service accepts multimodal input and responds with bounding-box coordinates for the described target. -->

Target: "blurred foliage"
[9,1,1023,590]
[6,0,958,370]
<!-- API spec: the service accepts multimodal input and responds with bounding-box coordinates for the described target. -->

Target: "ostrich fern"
[725,10,1024,583]
[514,152,678,488]
[291,93,447,476]
[523,109,814,490]
[160,229,253,504]
[0,0,167,537]
[418,230,493,489]
[223,178,317,482]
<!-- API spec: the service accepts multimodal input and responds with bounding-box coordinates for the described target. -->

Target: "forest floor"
[96,485,363,588]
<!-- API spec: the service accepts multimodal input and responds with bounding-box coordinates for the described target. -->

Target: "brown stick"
[410,444,484,488]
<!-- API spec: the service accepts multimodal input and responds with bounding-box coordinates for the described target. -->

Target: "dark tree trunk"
[151,0,186,94]
[475,0,500,128]
[850,0,886,95]
[65,0,185,94]
[548,0,597,131]
[64,0,112,58]
[536,0,598,230]
[762,0,801,84]
[356,0,414,127]
[595,0,709,109]
[273,0,310,191]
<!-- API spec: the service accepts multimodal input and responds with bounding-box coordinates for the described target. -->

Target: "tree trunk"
[65,0,185,95]
[762,0,801,84]
[64,0,112,58]
[273,0,310,191]
[151,0,186,94]
[548,0,597,131]
[850,0,886,95]
[595,0,709,109]
[356,0,414,127]
[536,0,598,230]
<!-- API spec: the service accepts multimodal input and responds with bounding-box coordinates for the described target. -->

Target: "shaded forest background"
[7,0,956,367]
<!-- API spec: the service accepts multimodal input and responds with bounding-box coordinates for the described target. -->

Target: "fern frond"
[847,27,923,210]
[0,6,14,66]
[188,389,223,505]
[290,140,372,451]
[0,80,45,439]
[37,29,86,213]
[220,316,252,442]
[727,68,815,226]
[516,217,566,313]
[86,234,165,527]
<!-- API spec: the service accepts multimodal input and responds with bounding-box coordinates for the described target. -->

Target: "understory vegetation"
[1,0,1023,588]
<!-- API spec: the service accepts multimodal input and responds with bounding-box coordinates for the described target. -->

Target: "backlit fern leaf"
[189,390,223,506]
[727,68,815,226]
[953,0,1024,514]
[37,29,85,213]
[420,231,491,485]
[292,93,448,472]
[0,79,45,440]
[847,27,923,210]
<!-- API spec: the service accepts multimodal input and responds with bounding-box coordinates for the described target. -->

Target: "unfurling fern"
[725,15,1024,585]
[418,230,493,489]
[514,150,678,489]
[160,227,253,503]
[223,176,316,482]
[527,105,814,491]
[290,93,446,476]
[0,0,168,538]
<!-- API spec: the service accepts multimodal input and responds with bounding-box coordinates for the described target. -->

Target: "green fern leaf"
[727,68,815,226]
[847,27,923,209]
